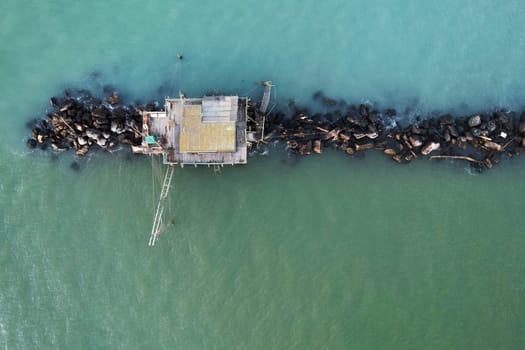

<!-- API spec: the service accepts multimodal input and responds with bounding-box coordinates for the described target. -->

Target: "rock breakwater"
[26,90,155,157]
[27,89,525,172]
[258,94,525,172]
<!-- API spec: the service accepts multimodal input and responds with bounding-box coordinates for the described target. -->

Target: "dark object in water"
[26,138,37,149]
[312,90,323,100]
[70,161,80,171]
[322,97,337,107]
[177,54,183,60]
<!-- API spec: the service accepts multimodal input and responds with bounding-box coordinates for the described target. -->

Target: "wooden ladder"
[148,165,175,246]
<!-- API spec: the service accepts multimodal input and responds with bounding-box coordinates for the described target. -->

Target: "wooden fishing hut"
[132,94,248,166]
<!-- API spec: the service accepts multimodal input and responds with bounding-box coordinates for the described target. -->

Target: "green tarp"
[145,136,156,144]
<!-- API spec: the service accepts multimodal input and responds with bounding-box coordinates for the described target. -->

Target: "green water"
[2,0,525,349]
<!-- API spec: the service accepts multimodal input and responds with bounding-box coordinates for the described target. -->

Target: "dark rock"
[367,112,380,124]
[411,125,426,135]
[81,112,93,124]
[384,109,396,117]
[92,107,110,118]
[50,97,59,108]
[457,136,467,149]
[447,124,459,138]
[111,107,127,119]
[439,114,454,125]
[487,120,497,133]
[359,104,369,117]
[299,141,312,155]
[518,122,525,135]
[26,138,37,149]
[471,128,481,137]
[495,111,508,124]
[322,97,337,107]
[443,129,451,143]
[144,102,157,111]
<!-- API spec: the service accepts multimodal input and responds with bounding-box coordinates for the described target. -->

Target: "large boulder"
[421,142,440,155]
[85,128,101,140]
[313,140,321,154]
[468,115,481,128]
[483,141,502,152]
[409,135,423,148]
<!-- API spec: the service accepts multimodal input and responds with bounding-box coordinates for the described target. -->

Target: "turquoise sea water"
[2,0,525,348]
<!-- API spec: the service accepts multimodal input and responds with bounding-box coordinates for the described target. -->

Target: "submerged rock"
[26,138,37,149]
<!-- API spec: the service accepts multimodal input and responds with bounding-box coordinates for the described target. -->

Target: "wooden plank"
[259,82,272,114]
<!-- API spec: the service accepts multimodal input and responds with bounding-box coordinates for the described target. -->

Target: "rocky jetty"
[252,93,525,172]
[26,90,157,157]
[27,89,525,172]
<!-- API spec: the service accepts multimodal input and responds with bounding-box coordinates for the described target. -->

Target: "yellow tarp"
[179,105,236,152]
